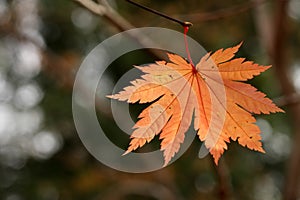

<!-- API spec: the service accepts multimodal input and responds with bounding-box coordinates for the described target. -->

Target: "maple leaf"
[108,43,284,166]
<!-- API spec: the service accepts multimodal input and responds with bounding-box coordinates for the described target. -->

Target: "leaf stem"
[125,0,195,68]
[184,26,195,68]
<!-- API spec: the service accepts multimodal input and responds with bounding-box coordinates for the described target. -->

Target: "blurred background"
[0,0,299,199]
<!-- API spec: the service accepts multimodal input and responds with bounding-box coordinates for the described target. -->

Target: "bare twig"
[179,0,267,23]
[126,0,192,27]
[74,0,134,30]
[274,93,300,107]
[74,0,106,15]
[253,0,273,54]
[211,157,234,200]
[74,0,168,60]
[100,180,180,200]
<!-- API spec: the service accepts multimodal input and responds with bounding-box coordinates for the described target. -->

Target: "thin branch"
[74,0,166,60]
[74,0,106,16]
[211,157,233,200]
[74,0,135,30]
[100,180,180,200]
[126,0,192,27]
[98,0,111,8]
[274,93,300,107]
[253,0,274,55]
[179,0,267,23]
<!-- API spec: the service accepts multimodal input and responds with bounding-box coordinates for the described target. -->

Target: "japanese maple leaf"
[108,43,284,166]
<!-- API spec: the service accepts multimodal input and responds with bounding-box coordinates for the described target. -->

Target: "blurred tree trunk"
[254,0,300,199]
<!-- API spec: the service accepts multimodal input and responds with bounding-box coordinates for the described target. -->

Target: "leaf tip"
[122,150,130,156]
[266,65,272,69]
[162,162,168,168]
[237,41,243,47]
[258,147,266,154]
[232,41,243,53]
[214,157,220,166]
[210,150,222,165]
[214,158,219,166]
[134,65,143,70]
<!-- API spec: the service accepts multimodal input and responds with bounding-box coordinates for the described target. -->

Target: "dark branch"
[126,0,193,27]
[180,0,267,23]
[125,0,192,27]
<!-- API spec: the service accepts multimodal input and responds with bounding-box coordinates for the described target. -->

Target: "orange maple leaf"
[108,43,284,166]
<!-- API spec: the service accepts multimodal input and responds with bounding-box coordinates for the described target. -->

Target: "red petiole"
[125,0,195,68]
[183,26,195,68]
